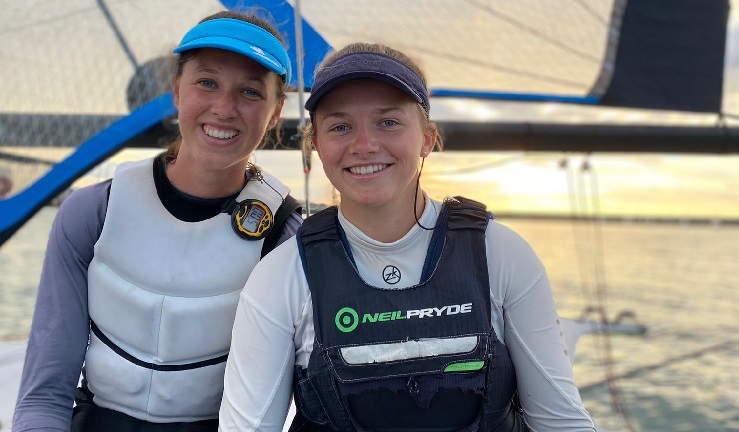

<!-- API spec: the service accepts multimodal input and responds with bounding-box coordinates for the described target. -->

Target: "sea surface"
[2,151,739,431]
[2,206,738,431]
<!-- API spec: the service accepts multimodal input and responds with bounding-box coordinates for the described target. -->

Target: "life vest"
[85,158,288,422]
[293,197,528,432]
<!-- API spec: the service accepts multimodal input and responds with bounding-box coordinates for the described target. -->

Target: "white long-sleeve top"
[219,197,596,432]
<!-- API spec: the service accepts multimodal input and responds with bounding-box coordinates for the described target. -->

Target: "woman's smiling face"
[173,48,283,175]
[313,79,435,218]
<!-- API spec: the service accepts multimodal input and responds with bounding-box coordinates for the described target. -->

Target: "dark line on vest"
[90,320,228,371]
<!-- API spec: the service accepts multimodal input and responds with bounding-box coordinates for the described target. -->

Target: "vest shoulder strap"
[446,196,491,231]
[296,206,340,277]
[298,206,339,245]
[261,194,303,258]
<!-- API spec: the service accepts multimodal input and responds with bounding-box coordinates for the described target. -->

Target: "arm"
[12,182,109,431]
[486,221,596,431]
[219,240,309,432]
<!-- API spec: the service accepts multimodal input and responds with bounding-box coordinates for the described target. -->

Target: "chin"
[348,195,391,209]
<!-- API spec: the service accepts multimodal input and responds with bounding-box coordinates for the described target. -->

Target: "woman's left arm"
[485,221,596,431]
[219,241,308,432]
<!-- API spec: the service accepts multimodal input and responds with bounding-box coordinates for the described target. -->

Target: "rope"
[562,154,638,431]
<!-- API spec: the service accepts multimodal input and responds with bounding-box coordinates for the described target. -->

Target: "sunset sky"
[89,148,739,221]
[263,151,739,220]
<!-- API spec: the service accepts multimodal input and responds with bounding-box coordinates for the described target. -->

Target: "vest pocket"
[342,372,486,432]
[293,366,332,426]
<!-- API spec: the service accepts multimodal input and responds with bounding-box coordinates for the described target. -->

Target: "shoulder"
[484,219,547,305]
[110,156,156,180]
[442,197,540,265]
[58,181,110,219]
[484,219,543,267]
[54,181,111,251]
[254,235,302,277]
[243,236,309,321]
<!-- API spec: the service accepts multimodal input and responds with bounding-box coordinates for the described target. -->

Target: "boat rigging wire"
[0,152,56,166]
[96,0,138,70]
[293,0,312,217]
[319,27,585,90]
[573,0,608,25]
[563,154,638,432]
[464,0,600,63]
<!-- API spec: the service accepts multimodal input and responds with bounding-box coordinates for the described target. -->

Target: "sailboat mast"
[293,0,312,216]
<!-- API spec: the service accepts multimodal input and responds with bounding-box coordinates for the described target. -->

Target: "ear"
[267,98,285,130]
[421,123,437,157]
[311,135,320,154]
[173,76,181,109]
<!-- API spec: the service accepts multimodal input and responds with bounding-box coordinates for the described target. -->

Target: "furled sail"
[594,0,728,113]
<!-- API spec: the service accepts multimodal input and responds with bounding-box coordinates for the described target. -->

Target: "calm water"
[2,206,739,431]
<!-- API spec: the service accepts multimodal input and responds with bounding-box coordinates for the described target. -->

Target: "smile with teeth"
[204,125,239,140]
[348,164,388,175]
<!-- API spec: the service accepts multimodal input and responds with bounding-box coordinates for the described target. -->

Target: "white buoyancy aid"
[85,158,288,422]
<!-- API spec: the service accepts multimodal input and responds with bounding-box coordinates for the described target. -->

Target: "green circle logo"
[335,307,359,333]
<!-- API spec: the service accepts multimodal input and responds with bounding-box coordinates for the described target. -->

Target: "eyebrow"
[319,106,405,121]
[194,65,270,84]
[195,65,219,74]
[374,107,404,115]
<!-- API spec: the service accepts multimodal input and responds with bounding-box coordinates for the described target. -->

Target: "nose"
[212,91,237,119]
[350,123,379,155]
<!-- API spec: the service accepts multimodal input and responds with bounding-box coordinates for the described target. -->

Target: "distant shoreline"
[46,192,738,226]
[493,212,739,226]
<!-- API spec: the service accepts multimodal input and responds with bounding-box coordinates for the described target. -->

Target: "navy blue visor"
[305,52,429,116]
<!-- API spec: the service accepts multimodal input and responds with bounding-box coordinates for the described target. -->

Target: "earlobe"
[422,124,437,157]
[311,136,319,152]
[268,98,285,130]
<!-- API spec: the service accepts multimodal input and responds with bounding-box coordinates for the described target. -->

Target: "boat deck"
[0,340,25,431]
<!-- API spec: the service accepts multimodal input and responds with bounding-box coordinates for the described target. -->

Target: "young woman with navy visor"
[219,42,596,431]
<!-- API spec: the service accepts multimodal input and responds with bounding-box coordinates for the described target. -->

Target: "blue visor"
[174,18,291,83]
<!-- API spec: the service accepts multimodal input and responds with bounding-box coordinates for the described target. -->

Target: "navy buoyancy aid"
[293,197,528,432]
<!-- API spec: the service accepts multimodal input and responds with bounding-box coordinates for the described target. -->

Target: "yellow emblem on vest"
[231,199,273,240]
